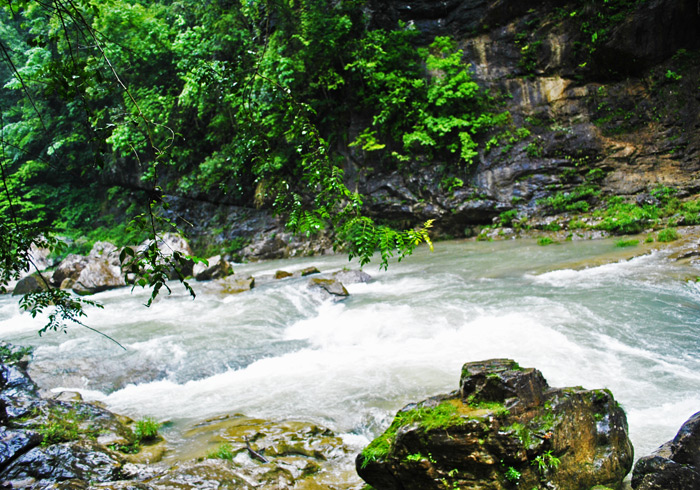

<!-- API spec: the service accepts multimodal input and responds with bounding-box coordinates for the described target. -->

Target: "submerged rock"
[632,410,700,489]
[307,277,349,299]
[357,358,633,490]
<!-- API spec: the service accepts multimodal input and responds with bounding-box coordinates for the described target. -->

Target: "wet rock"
[25,243,55,276]
[0,440,123,486]
[307,278,349,299]
[148,459,255,489]
[330,269,372,284]
[11,273,52,296]
[632,410,700,489]
[274,270,293,280]
[300,266,320,277]
[193,255,232,281]
[357,358,633,490]
[0,360,42,419]
[217,276,255,295]
[0,427,42,470]
[240,233,289,261]
[172,415,354,489]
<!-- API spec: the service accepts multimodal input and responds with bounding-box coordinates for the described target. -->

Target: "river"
[1,237,700,471]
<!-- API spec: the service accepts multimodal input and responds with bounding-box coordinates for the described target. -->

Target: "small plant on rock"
[532,450,561,474]
[134,417,160,442]
[505,466,521,482]
[208,442,235,460]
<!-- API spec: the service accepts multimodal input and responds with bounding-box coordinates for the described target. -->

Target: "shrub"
[537,237,556,246]
[498,209,518,227]
[595,200,658,234]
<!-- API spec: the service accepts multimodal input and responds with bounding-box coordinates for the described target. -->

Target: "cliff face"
[166,0,700,258]
[348,0,700,236]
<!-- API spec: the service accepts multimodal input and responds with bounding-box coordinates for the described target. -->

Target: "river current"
[1,238,700,462]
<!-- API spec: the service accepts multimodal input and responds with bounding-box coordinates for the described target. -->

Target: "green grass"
[35,406,97,447]
[615,239,639,248]
[657,227,679,242]
[594,198,658,234]
[536,185,599,213]
[207,442,235,460]
[537,237,556,246]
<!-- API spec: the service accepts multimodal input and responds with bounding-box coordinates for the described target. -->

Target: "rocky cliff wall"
[163,0,700,259]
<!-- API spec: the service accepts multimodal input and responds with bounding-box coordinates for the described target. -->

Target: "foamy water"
[1,238,699,460]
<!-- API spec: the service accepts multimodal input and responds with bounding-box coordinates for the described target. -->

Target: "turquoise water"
[1,238,699,461]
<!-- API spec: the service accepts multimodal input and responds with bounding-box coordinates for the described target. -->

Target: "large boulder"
[52,254,90,287]
[11,273,52,296]
[632,411,700,489]
[72,260,125,295]
[307,278,349,299]
[0,440,124,486]
[54,242,124,294]
[88,241,121,267]
[357,359,633,490]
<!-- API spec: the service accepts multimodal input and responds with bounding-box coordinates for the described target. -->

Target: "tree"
[1,0,437,337]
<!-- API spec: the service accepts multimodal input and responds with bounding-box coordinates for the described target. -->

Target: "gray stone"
[193,255,232,281]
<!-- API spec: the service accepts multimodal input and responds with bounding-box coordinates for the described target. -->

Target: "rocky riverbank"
[4,347,700,490]
[0,342,364,489]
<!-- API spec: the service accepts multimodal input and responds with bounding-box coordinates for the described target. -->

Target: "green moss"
[360,402,466,467]
[504,422,533,448]
[109,442,141,454]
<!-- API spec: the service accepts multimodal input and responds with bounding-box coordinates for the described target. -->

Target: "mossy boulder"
[357,358,633,490]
